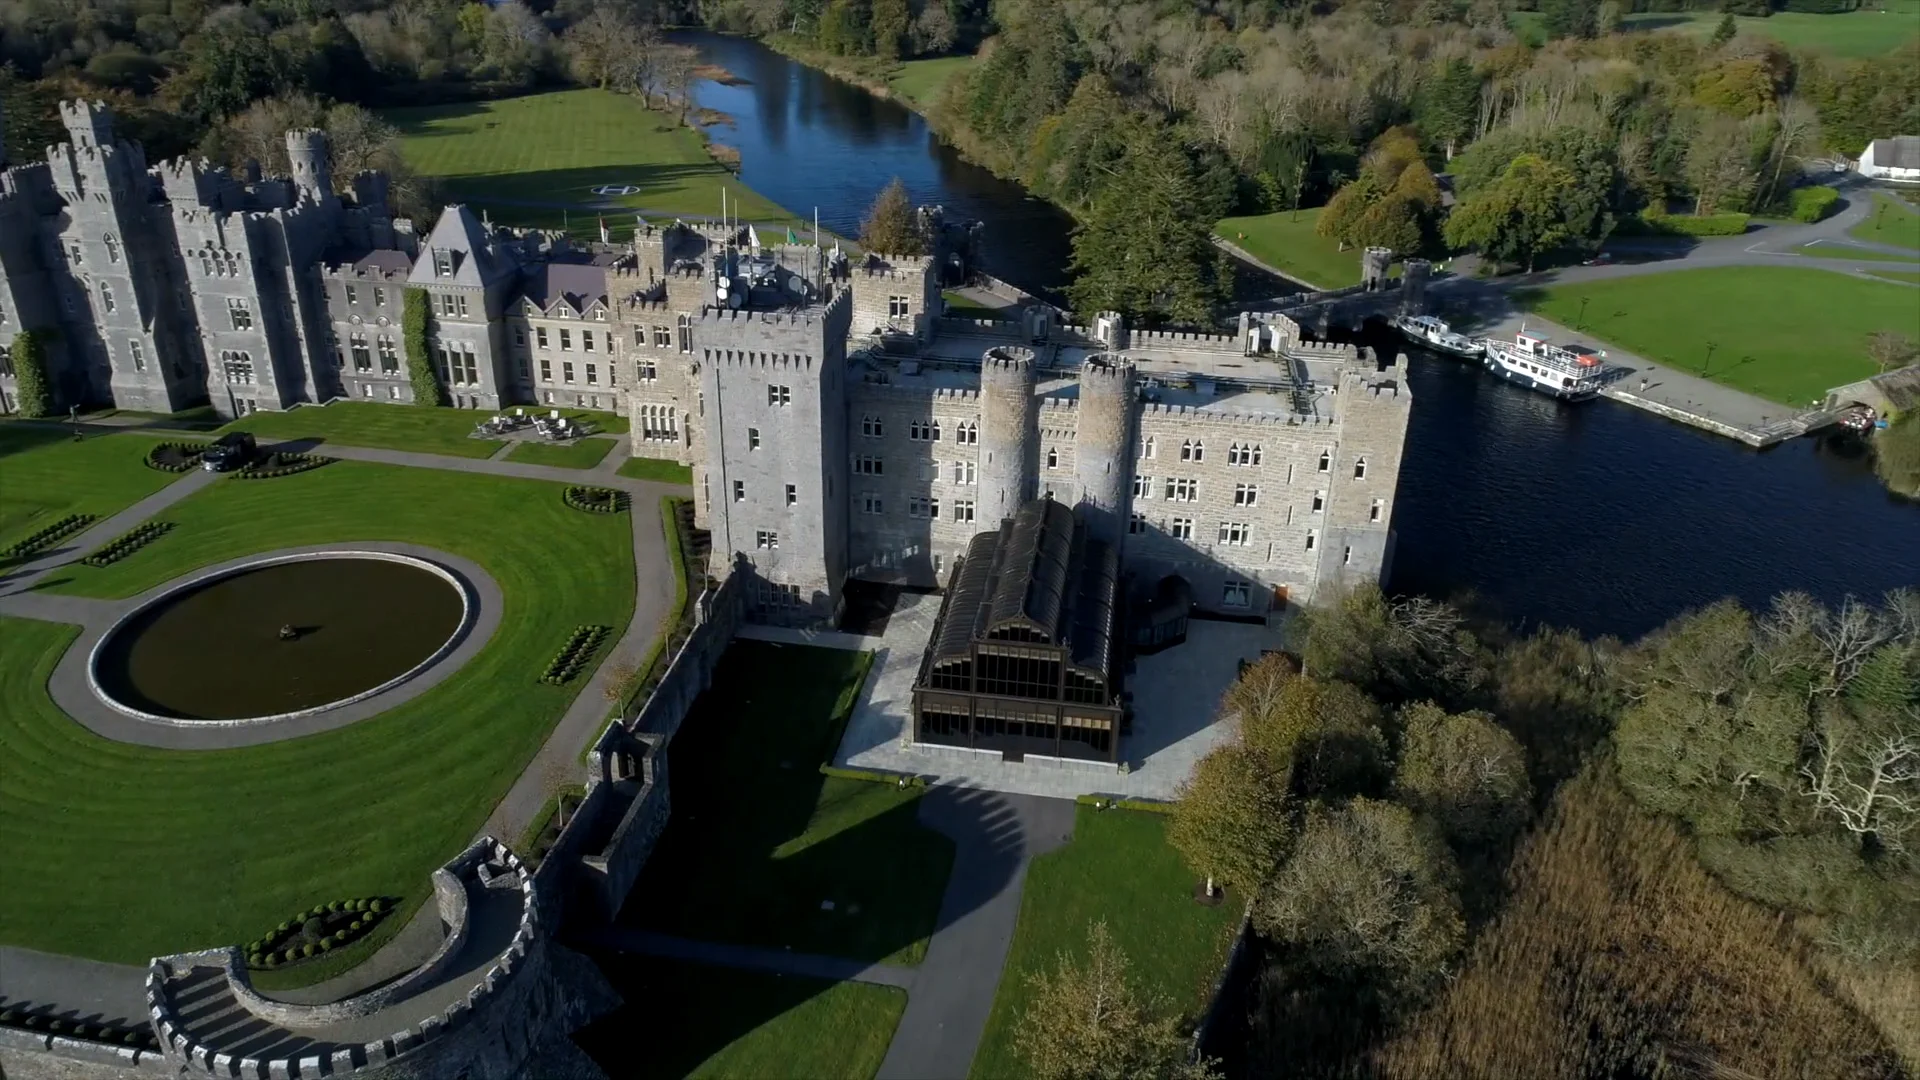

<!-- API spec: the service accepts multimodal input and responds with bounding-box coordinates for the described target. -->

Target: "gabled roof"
[409,205,504,288]
[1866,137,1920,171]
[519,260,610,317]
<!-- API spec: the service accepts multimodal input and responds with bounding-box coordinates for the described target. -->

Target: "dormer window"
[103,235,119,264]
[434,249,452,277]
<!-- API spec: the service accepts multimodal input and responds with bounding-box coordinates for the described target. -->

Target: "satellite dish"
[787,276,806,294]
[728,290,744,309]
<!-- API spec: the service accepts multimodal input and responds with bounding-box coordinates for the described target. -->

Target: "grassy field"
[1216,209,1365,289]
[622,642,954,966]
[0,428,185,555]
[890,56,972,108]
[616,456,694,484]
[385,89,793,226]
[969,806,1242,1080]
[504,436,617,470]
[576,955,905,1079]
[0,460,634,967]
[942,290,1015,318]
[222,402,625,460]
[1849,192,1920,250]
[1511,3,1920,56]
[1867,270,1920,284]
[1520,268,1913,405]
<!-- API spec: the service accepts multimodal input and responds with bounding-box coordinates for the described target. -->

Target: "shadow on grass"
[432,163,744,210]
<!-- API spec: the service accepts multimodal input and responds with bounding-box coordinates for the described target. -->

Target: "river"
[682,32,1917,640]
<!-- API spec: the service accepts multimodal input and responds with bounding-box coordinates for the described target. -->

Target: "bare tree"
[1757,592,1898,694]
[1866,331,1916,374]
[1801,716,1920,853]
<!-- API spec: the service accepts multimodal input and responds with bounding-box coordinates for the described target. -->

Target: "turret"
[286,129,331,201]
[1074,355,1136,547]
[1400,258,1431,316]
[979,346,1038,526]
[1361,246,1393,291]
[59,100,114,150]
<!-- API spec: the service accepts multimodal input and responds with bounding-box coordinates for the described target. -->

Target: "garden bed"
[543,624,612,685]
[78,521,173,567]
[234,451,334,479]
[563,485,628,514]
[145,441,209,473]
[2,513,96,561]
[245,898,396,969]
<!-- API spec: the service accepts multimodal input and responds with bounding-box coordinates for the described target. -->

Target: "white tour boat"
[1481,326,1609,400]
[1393,314,1484,359]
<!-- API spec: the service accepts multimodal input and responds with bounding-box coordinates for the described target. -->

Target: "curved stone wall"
[979,346,1038,527]
[146,838,541,1079]
[88,550,475,727]
[1074,355,1137,546]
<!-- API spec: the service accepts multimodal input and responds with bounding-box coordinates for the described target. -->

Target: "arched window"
[103,235,119,263]
[1318,450,1331,473]
[1354,457,1367,480]
[98,282,115,314]
[1046,447,1059,469]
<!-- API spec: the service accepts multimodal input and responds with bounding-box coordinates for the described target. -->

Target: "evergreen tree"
[870,0,909,60]
[1541,0,1600,39]
[9,330,54,418]
[1415,58,1482,160]
[402,288,447,407]
[1064,137,1225,326]
[1014,921,1223,1080]
[858,177,924,256]
[1710,12,1739,46]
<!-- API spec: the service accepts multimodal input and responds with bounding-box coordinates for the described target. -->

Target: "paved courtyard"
[803,593,1283,801]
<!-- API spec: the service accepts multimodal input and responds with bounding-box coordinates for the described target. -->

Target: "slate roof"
[1872,365,1920,412]
[520,259,610,315]
[409,204,507,288]
[1866,136,1920,171]
[322,247,415,276]
[928,498,1119,686]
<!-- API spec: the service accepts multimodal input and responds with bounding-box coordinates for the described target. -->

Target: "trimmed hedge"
[2,513,96,560]
[0,1007,158,1050]
[9,329,54,417]
[245,897,394,968]
[1075,793,1176,814]
[542,623,612,684]
[1616,212,1751,238]
[1790,186,1840,224]
[820,764,929,787]
[233,451,335,479]
[563,485,629,514]
[145,441,210,473]
[403,287,447,407]
[78,521,172,567]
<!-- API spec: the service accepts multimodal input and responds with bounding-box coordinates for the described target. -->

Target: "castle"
[1,103,1413,624]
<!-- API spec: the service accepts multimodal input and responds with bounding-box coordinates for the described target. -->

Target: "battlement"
[1128,327,1239,353]
[1080,354,1136,389]
[1286,340,1361,363]
[59,99,113,148]
[1139,401,1333,428]
[982,345,1036,373]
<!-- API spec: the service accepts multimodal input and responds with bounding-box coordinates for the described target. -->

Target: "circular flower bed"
[145,442,209,473]
[234,451,335,480]
[245,897,395,968]
[563,485,627,514]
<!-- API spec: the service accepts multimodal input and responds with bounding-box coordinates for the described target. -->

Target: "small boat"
[1481,326,1608,401]
[1393,314,1484,359]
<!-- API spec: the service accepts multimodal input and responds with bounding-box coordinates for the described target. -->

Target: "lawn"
[942,290,1015,318]
[385,89,793,225]
[890,56,972,109]
[1511,3,1920,56]
[1216,208,1364,289]
[222,402,625,459]
[575,954,905,1079]
[969,806,1243,1080]
[620,641,954,966]
[0,428,185,555]
[1868,270,1920,284]
[617,455,694,485]
[504,436,617,470]
[1520,267,1916,406]
[0,461,635,968]
[1849,192,1920,250]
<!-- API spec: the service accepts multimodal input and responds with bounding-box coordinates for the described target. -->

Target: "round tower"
[1074,354,1137,547]
[1399,258,1431,316]
[979,346,1039,526]
[285,128,332,201]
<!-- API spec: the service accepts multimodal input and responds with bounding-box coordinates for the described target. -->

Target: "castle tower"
[1361,246,1393,290]
[979,346,1038,525]
[285,129,332,202]
[1400,259,1431,316]
[1074,355,1136,547]
[59,100,114,150]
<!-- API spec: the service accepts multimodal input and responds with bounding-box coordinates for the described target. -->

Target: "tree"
[1801,714,1919,854]
[1256,799,1464,1003]
[911,4,958,55]
[1875,411,1920,498]
[858,177,924,256]
[1240,675,1389,800]
[1357,195,1425,258]
[1866,331,1916,374]
[1597,0,1625,34]
[403,289,447,407]
[1443,153,1578,272]
[1542,0,1599,39]
[1065,136,1226,326]
[1169,744,1291,898]
[1756,96,1821,209]
[871,0,909,61]
[1710,13,1739,47]
[1219,651,1300,733]
[1393,703,1532,848]
[1014,921,1222,1080]
[9,330,55,418]
[1415,58,1481,160]
[1684,115,1759,214]
[563,3,645,92]
[1293,584,1489,709]
[1317,175,1380,252]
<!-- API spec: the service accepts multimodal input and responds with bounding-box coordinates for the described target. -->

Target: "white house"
[1857,136,1920,182]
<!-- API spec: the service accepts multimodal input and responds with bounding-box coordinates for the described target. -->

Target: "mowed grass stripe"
[0,429,187,553]
[0,460,633,966]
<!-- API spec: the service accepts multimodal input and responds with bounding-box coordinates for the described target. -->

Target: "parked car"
[201,432,257,472]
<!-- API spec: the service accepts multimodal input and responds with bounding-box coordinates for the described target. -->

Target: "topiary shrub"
[370,898,384,913]
[1790,186,1839,223]
[2,513,97,561]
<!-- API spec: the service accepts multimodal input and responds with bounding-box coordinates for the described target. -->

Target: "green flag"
[787,227,800,245]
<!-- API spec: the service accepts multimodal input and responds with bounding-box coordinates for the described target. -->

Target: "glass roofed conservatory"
[912,498,1124,763]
